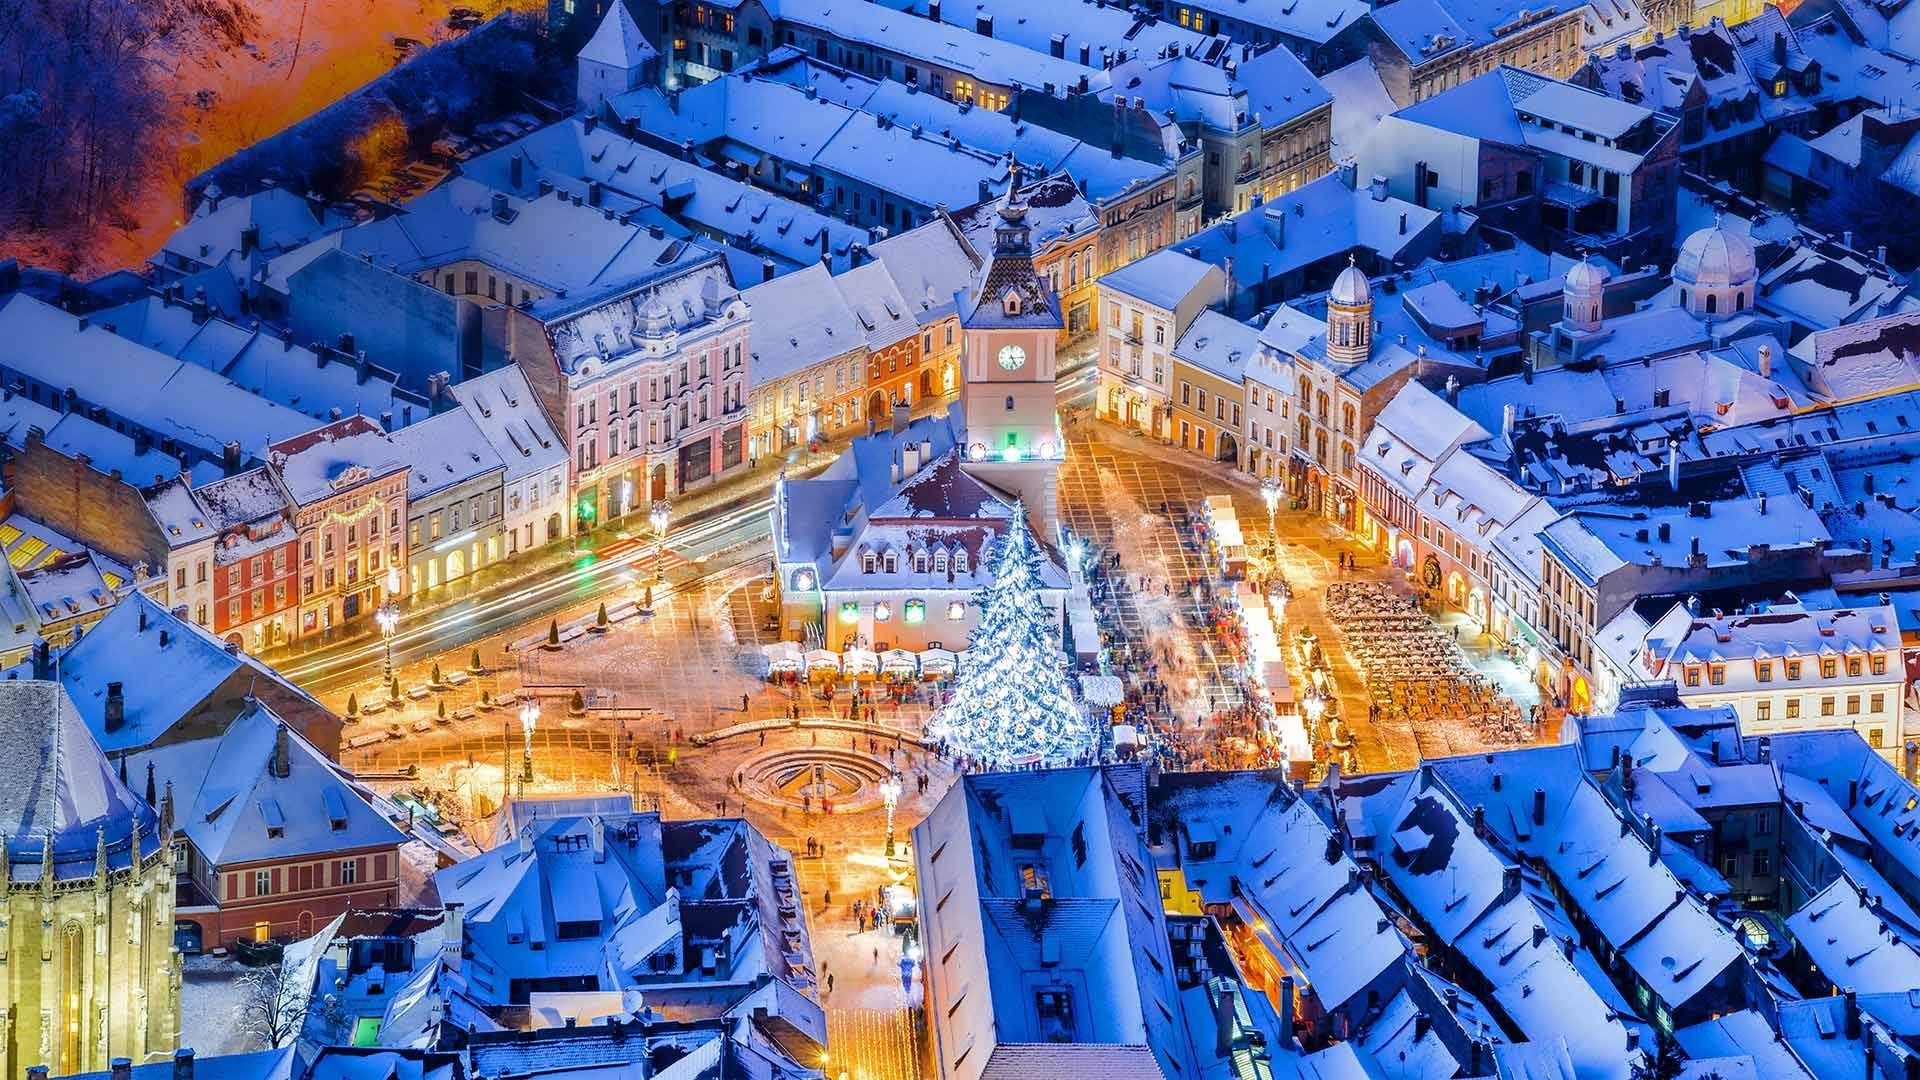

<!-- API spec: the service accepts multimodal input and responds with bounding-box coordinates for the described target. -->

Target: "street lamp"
[376,565,402,692]
[519,703,539,784]
[1259,478,1282,560]
[880,770,904,857]
[648,499,673,588]
[1302,691,1326,743]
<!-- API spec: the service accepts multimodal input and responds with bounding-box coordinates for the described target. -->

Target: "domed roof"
[1674,220,1757,288]
[1330,257,1372,307]
[1564,256,1609,293]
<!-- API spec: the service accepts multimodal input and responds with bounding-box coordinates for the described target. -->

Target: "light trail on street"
[280,495,775,692]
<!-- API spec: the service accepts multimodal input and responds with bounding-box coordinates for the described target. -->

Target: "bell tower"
[957,193,1064,536]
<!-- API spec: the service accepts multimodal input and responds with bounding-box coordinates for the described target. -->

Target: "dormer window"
[1003,290,1022,316]
[884,551,898,574]
[954,549,969,573]
[862,551,877,574]
[934,551,949,574]
[913,551,928,573]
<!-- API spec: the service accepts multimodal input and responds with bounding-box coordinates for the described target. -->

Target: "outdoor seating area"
[1324,582,1536,745]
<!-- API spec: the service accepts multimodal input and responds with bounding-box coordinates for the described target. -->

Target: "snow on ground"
[181,953,269,1057]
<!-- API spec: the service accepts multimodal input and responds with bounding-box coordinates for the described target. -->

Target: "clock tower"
[957,193,1064,536]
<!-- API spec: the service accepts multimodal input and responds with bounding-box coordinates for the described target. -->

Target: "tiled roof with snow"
[267,415,408,506]
[451,366,567,484]
[388,409,506,501]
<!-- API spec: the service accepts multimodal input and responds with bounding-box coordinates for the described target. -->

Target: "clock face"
[997,344,1027,371]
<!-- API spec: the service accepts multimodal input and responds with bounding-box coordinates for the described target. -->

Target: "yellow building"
[0,680,179,1076]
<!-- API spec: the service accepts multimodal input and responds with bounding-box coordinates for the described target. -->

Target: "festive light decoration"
[928,505,1092,770]
[905,599,926,623]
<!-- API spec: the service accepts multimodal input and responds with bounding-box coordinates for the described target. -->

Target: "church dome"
[1564,256,1610,293]
[1329,258,1372,307]
[1674,221,1757,289]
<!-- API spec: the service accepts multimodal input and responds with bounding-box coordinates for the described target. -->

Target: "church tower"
[1325,256,1374,366]
[957,193,1064,537]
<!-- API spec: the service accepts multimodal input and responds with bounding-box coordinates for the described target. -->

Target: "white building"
[1597,601,1906,753]
[453,365,571,559]
[1095,248,1227,440]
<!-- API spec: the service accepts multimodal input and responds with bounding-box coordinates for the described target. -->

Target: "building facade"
[0,681,178,1078]
[267,417,410,640]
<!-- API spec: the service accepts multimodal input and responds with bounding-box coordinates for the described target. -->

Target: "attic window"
[884,551,898,574]
[1003,290,1022,316]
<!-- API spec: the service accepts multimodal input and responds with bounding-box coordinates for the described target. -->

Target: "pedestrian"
[826,973,836,993]
[825,888,833,904]
[742,692,750,712]
[873,946,881,965]
[760,731,768,746]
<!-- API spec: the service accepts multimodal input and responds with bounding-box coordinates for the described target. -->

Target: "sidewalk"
[259,393,959,672]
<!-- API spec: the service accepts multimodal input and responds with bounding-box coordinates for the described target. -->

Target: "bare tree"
[235,961,309,1049]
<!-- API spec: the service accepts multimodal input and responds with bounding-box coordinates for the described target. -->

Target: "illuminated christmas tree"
[929,505,1093,770]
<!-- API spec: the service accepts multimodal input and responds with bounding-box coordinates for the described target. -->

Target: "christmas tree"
[929,504,1093,770]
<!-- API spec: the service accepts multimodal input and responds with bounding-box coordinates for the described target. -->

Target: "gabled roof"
[130,703,405,867]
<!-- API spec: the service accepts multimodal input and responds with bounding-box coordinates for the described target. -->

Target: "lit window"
[839,602,860,624]
[905,599,926,623]
[948,600,966,619]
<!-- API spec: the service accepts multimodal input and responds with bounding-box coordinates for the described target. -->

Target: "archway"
[1216,432,1239,464]
[867,389,889,421]
[224,633,244,652]
[297,911,314,937]
[650,464,668,502]
[1446,571,1466,607]
[547,514,563,543]
[1467,588,1487,624]
[447,548,467,580]
[1395,538,1415,569]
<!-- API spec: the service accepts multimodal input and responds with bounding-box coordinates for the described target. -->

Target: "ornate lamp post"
[376,566,402,692]
[648,499,673,588]
[1259,478,1282,561]
[519,703,539,784]
[1302,691,1327,744]
[880,770,904,857]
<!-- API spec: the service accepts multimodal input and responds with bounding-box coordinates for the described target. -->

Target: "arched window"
[1005,396,1015,411]
[1735,291,1746,311]
[1706,293,1718,314]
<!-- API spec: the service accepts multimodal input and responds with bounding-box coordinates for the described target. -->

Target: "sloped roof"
[578,0,657,69]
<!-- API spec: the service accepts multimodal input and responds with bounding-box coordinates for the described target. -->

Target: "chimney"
[1531,787,1546,825]
[928,0,941,18]
[1774,31,1788,65]
[1399,212,1407,235]
[222,440,243,475]
[588,179,603,207]
[1648,825,1662,862]
[1844,989,1861,1040]
[1668,438,1681,489]
[239,224,261,257]
[28,1067,48,1080]
[1758,343,1772,378]
[190,287,210,325]
[105,681,125,732]
[1370,174,1389,201]
[443,902,465,972]
[976,13,992,36]
[111,1059,133,1080]
[1501,402,1516,440]
[1658,521,1671,543]
[30,639,50,680]
[509,153,524,189]
[1277,974,1296,1040]
[1213,980,1239,1056]
[1050,32,1066,58]
[159,629,170,648]
[174,1049,196,1080]
[978,178,991,202]
[272,722,291,779]
[591,816,607,861]
[762,257,777,283]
